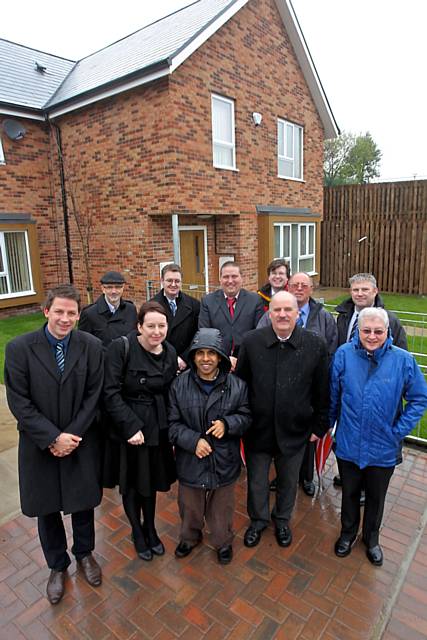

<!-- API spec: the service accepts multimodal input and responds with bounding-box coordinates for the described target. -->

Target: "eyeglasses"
[360,328,386,336]
[103,284,124,290]
[164,279,181,285]
[289,283,310,290]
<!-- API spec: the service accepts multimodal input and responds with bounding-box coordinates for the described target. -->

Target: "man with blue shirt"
[5,285,104,605]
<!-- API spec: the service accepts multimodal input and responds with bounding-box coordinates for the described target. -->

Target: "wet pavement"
[1,385,427,639]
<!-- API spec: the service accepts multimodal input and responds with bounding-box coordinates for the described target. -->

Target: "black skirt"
[103,429,176,496]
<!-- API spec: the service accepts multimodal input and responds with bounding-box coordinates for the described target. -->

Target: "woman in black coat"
[103,301,177,561]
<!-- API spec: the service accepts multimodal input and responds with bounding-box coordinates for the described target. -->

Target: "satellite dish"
[3,119,27,141]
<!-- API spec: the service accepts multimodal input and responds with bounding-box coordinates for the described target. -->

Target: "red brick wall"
[0,120,69,307]
[2,0,325,311]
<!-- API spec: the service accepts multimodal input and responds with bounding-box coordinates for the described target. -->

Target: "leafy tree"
[324,131,381,186]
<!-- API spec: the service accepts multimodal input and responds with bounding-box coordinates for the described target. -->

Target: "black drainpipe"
[48,119,74,283]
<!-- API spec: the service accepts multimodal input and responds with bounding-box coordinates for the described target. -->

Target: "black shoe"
[366,545,383,566]
[217,545,233,565]
[175,540,199,558]
[333,475,342,487]
[360,490,366,506]
[302,480,315,497]
[269,478,277,491]
[275,526,292,548]
[334,535,356,558]
[46,569,66,605]
[144,530,165,556]
[137,548,153,561]
[77,554,102,586]
[243,526,263,548]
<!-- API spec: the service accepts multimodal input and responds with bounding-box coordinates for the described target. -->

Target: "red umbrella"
[315,430,334,489]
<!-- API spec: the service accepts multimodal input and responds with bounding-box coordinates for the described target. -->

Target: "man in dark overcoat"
[5,284,104,605]
[150,263,200,370]
[78,270,137,347]
[236,291,329,549]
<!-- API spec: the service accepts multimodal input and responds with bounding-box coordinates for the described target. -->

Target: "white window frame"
[297,223,315,273]
[0,137,5,164]
[0,230,35,299]
[273,222,316,275]
[277,118,303,181]
[274,223,292,265]
[211,94,236,170]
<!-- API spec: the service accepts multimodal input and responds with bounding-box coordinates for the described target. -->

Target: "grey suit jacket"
[198,288,264,356]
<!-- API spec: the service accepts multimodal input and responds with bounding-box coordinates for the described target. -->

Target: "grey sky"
[1,0,425,181]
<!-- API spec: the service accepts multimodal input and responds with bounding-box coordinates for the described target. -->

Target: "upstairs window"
[277,119,303,180]
[0,230,34,298]
[211,94,236,170]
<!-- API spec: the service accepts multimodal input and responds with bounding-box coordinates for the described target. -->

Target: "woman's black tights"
[122,489,159,551]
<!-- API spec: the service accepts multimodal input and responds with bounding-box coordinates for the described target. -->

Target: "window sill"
[0,290,36,301]
[277,175,305,182]
[213,165,239,172]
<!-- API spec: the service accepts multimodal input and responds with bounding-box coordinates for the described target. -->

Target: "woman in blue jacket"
[330,307,427,566]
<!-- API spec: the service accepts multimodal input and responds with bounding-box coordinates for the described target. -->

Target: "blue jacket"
[330,335,427,468]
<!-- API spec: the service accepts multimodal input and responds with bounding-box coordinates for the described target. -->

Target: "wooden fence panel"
[322,181,427,294]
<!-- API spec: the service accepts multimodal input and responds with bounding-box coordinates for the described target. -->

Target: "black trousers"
[246,447,305,530]
[37,509,95,571]
[338,458,394,547]
[299,440,315,483]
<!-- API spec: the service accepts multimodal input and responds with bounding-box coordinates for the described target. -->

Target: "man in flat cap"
[79,271,137,347]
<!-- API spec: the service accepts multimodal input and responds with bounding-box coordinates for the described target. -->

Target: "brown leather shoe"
[77,554,102,586]
[46,569,66,604]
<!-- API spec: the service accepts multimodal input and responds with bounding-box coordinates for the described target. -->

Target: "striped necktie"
[349,313,359,342]
[169,299,177,316]
[55,342,65,373]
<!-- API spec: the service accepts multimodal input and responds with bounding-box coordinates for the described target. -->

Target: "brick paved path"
[1,448,426,639]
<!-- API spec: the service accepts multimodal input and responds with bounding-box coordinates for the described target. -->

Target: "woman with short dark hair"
[103,301,177,560]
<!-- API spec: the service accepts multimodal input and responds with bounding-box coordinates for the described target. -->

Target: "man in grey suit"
[198,262,264,370]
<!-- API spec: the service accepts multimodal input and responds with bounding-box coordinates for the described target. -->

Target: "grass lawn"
[325,292,427,314]
[0,312,45,384]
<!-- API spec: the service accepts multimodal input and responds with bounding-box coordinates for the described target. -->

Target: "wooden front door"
[179,227,207,298]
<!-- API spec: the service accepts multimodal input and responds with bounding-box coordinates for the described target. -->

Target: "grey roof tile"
[46,0,237,107]
[0,39,75,110]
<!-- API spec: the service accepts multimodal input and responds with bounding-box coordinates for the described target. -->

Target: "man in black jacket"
[336,273,407,350]
[236,292,329,549]
[169,329,251,564]
[151,263,200,370]
[78,271,137,347]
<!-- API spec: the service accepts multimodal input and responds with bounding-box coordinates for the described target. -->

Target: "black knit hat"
[100,271,126,284]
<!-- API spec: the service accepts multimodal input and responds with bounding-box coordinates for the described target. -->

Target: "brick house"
[0,0,337,314]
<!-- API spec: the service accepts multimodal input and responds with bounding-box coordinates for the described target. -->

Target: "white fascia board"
[275,0,339,139]
[170,0,249,73]
[47,67,170,119]
[0,107,45,121]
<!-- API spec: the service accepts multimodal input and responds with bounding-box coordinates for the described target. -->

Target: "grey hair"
[349,273,377,288]
[358,307,389,329]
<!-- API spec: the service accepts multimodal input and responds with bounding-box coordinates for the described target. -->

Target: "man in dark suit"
[150,263,200,370]
[236,291,329,549]
[5,285,104,605]
[199,261,264,370]
[78,270,137,347]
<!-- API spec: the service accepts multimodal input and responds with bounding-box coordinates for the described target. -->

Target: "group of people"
[4,262,427,605]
